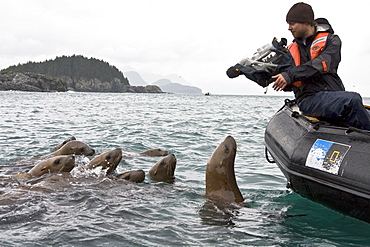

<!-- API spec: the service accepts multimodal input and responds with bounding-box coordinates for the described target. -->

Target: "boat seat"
[302,115,320,122]
[295,105,370,123]
[291,105,320,122]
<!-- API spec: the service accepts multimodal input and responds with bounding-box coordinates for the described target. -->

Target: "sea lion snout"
[88,148,95,156]
[64,155,76,168]
[83,148,122,175]
[168,154,176,176]
[53,155,76,172]
[139,148,169,157]
[27,155,77,177]
[149,154,177,182]
[62,140,95,156]
[78,146,95,156]
[116,169,145,183]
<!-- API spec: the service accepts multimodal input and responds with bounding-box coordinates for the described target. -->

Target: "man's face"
[287,22,310,39]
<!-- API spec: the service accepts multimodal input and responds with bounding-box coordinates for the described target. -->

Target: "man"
[273,2,370,130]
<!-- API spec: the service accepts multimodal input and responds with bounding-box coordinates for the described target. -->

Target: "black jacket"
[279,24,345,103]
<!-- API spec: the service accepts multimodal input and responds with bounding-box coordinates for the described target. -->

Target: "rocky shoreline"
[0,72,164,93]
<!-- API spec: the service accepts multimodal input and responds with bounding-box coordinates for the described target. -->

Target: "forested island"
[0,55,163,93]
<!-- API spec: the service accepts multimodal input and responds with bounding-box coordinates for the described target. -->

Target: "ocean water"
[0,91,370,246]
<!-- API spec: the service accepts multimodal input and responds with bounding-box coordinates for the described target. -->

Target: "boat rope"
[265,147,275,163]
[345,126,370,136]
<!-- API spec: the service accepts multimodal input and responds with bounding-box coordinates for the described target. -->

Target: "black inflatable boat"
[265,99,370,223]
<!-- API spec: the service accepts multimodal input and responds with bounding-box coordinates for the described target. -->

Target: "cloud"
[1,0,370,97]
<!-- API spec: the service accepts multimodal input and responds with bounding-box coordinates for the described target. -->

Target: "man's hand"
[272,74,288,91]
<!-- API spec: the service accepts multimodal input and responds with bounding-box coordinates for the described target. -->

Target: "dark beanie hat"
[286,2,315,24]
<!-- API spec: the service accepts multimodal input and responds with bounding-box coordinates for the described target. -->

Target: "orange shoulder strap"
[310,32,329,59]
[288,42,301,66]
[288,42,302,87]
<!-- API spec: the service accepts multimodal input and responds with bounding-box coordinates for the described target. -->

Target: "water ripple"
[0,91,370,246]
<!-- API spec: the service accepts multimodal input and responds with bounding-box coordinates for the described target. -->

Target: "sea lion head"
[140,148,169,157]
[149,154,177,182]
[205,136,244,204]
[28,155,76,177]
[116,169,145,183]
[84,148,122,175]
[55,140,95,156]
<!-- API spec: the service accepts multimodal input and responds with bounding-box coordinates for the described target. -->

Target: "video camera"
[226,37,288,87]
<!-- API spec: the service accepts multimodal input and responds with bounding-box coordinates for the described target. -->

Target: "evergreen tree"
[1,55,129,86]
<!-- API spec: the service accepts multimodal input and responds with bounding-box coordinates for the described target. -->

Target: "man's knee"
[342,91,362,104]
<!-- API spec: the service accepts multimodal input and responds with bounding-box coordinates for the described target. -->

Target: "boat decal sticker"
[305,139,351,175]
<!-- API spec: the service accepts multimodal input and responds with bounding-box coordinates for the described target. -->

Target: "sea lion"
[205,136,244,204]
[40,140,95,159]
[148,154,176,182]
[139,148,169,157]
[55,136,76,150]
[12,155,76,180]
[116,169,145,183]
[82,148,122,175]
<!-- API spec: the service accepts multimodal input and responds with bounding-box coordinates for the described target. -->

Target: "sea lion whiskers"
[82,148,122,175]
[167,159,176,177]
[149,154,177,182]
[55,156,75,173]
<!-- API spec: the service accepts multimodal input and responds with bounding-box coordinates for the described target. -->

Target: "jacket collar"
[294,24,331,46]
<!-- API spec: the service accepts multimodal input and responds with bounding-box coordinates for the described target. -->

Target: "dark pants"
[299,91,370,130]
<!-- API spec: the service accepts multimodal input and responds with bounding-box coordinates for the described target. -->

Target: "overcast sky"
[1,0,369,96]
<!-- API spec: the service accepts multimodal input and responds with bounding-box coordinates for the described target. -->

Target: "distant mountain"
[125,70,202,94]
[141,73,191,86]
[153,79,203,94]
[152,78,172,86]
[164,74,191,85]
[124,71,147,86]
